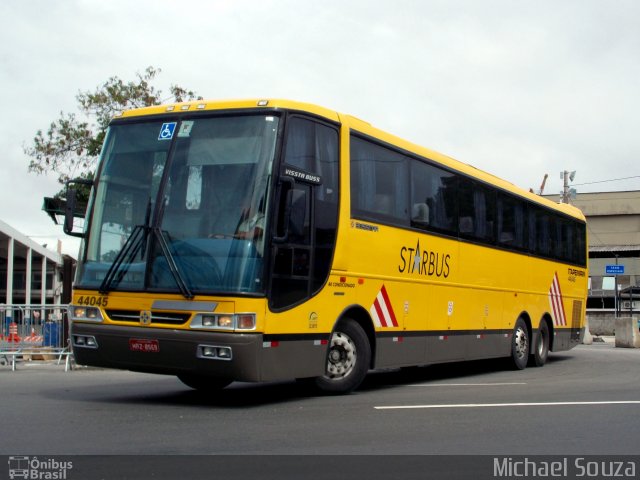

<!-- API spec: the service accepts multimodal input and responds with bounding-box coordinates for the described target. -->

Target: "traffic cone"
[7,322,20,343]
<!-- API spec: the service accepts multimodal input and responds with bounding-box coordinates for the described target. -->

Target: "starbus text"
[398,242,451,278]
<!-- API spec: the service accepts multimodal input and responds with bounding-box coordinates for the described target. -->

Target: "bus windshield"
[76,114,280,295]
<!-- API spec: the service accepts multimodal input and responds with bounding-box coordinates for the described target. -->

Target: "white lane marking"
[405,383,527,387]
[375,400,640,410]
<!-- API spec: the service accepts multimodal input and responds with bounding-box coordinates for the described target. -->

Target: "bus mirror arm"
[272,176,295,243]
[63,178,93,238]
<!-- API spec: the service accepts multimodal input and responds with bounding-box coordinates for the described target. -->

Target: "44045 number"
[76,295,108,307]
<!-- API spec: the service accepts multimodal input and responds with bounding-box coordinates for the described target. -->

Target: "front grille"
[105,310,191,325]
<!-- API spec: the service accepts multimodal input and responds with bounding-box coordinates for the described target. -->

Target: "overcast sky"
[1,0,639,256]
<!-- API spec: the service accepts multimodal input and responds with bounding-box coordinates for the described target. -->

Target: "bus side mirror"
[63,188,78,236]
[63,178,93,238]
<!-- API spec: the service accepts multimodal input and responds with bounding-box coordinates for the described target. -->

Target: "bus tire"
[530,321,550,367]
[510,318,530,370]
[315,320,371,394]
[178,374,232,392]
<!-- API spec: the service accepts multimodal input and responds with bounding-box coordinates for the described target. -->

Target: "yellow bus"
[67,99,588,394]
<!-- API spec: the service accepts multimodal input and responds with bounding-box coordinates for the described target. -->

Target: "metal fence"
[0,304,72,371]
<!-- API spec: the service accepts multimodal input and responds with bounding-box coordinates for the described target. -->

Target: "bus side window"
[410,157,457,234]
[350,135,408,225]
[458,178,475,238]
[532,207,550,257]
[498,193,526,249]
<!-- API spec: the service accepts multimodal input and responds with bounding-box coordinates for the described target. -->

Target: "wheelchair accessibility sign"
[158,122,177,140]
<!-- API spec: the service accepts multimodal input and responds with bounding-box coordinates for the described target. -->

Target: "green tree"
[25,66,199,194]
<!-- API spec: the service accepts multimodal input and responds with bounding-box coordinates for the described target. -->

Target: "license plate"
[129,338,159,353]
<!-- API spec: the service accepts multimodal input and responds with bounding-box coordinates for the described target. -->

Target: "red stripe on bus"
[380,285,399,327]
[373,297,388,327]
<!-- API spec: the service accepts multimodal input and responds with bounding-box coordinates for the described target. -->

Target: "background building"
[1,219,74,341]
[545,191,640,331]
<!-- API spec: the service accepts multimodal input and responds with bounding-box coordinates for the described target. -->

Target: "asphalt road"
[2,342,640,456]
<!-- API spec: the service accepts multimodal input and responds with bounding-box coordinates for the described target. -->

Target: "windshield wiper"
[99,199,153,295]
[98,226,194,299]
[98,197,193,299]
[153,228,194,299]
[98,225,146,294]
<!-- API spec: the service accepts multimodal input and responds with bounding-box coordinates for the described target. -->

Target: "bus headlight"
[217,315,234,328]
[201,315,216,328]
[69,306,104,322]
[191,313,256,331]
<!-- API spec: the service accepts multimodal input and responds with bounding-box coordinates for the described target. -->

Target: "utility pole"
[560,170,576,203]
[615,254,619,318]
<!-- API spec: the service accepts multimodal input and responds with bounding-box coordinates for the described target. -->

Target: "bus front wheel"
[315,320,371,394]
[510,318,530,370]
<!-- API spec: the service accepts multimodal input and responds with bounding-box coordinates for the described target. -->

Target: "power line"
[573,175,640,187]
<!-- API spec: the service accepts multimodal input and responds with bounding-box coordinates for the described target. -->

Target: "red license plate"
[129,338,159,353]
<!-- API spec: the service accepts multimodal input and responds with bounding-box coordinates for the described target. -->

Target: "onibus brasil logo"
[8,456,73,479]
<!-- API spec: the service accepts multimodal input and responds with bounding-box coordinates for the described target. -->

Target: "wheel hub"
[329,348,344,364]
[514,328,528,359]
[326,332,356,379]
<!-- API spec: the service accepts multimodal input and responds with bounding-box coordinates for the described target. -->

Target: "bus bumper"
[71,322,266,381]
[551,326,585,351]
[71,323,328,382]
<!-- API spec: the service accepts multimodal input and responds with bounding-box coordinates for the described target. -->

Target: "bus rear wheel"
[510,318,530,370]
[315,320,371,394]
[178,374,232,392]
[530,321,550,367]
